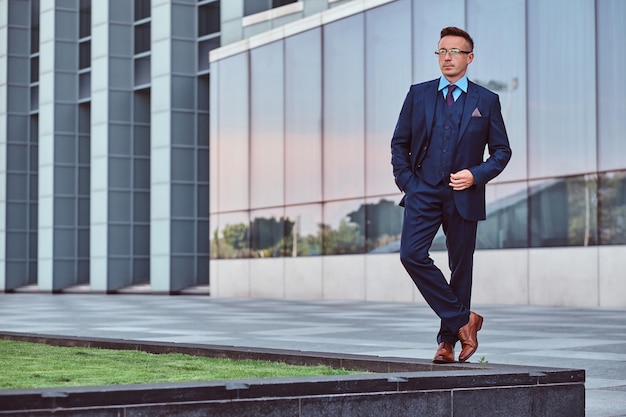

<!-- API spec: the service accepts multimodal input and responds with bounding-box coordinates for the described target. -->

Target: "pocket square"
[471,107,482,117]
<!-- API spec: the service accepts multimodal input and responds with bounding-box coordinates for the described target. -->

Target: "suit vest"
[420,91,466,186]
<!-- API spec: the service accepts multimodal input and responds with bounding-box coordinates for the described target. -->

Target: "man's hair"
[440,26,474,51]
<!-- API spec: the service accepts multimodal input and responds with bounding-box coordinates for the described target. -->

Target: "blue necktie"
[446,84,457,108]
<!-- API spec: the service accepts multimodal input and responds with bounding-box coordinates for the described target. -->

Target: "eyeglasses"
[435,48,472,56]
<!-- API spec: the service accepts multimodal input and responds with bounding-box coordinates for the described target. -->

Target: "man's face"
[437,35,474,83]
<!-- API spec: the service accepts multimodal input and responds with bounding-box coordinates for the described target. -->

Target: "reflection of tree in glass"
[346,199,403,251]
[599,173,626,245]
[320,219,363,255]
[213,199,406,258]
[223,223,248,250]
[249,217,294,257]
[567,176,598,246]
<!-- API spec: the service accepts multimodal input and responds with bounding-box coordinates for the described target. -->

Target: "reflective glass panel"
[323,15,365,200]
[250,207,287,258]
[134,22,151,54]
[597,0,626,171]
[250,41,284,209]
[468,0,526,182]
[322,199,366,255]
[529,175,598,247]
[79,0,91,38]
[598,171,626,245]
[479,182,529,249]
[364,196,403,253]
[135,0,150,21]
[284,204,322,257]
[365,0,412,197]
[244,0,270,16]
[285,28,322,205]
[217,54,249,212]
[198,2,220,37]
[527,0,596,178]
[411,0,463,83]
[215,211,250,259]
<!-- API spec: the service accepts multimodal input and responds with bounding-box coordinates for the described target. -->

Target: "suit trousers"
[399,174,478,344]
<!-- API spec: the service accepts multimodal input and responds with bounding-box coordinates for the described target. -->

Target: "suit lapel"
[458,81,479,142]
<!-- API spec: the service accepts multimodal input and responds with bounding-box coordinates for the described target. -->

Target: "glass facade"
[209,0,626,306]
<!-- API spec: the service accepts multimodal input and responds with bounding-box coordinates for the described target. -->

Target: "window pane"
[468,0,527,182]
[244,0,270,16]
[134,22,151,54]
[284,204,322,257]
[364,0,412,197]
[79,0,91,38]
[216,212,250,259]
[79,41,90,69]
[134,56,150,86]
[364,196,403,253]
[285,28,322,205]
[30,56,39,83]
[30,86,38,112]
[250,208,287,258]
[217,55,250,212]
[198,2,220,37]
[198,37,220,71]
[273,0,297,8]
[478,182,528,249]
[79,72,90,100]
[597,0,626,171]
[527,0,596,177]
[135,0,151,21]
[31,0,40,54]
[529,175,598,247]
[322,200,366,255]
[250,41,284,208]
[323,14,365,200]
[599,171,626,245]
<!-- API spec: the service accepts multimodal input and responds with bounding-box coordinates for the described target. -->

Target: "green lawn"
[0,339,355,390]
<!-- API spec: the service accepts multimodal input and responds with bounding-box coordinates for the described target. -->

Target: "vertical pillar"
[38,0,84,292]
[151,0,206,292]
[90,0,136,291]
[0,0,37,290]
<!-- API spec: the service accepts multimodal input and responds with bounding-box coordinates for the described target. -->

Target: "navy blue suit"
[391,78,511,344]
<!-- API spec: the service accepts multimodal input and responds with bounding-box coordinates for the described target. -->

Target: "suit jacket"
[391,78,512,221]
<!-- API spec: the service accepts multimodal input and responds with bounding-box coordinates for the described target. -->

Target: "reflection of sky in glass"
[217,211,249,238]
[250,207,284,223]
[323,200,364,229]
[468,0,526,183]
[285,204,321,237]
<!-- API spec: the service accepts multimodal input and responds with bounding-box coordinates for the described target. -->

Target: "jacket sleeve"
[390,87,415,192]
[468,94,512,186]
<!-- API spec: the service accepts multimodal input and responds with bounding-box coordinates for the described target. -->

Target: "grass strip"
[0,339,355,390]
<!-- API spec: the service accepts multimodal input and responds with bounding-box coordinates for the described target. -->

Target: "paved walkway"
[0,294,624,416]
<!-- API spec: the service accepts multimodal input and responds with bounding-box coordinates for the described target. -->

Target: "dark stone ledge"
[0,332,585,417]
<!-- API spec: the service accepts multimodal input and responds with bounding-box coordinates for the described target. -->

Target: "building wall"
[1,0,218,293]
[209,0,626,307]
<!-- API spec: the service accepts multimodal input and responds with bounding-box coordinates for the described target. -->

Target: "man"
[391,27,511,363]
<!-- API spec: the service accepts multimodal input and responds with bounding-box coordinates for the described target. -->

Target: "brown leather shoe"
[457,311,483,362]
[432,342,455,364]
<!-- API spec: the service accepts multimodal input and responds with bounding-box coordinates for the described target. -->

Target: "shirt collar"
[438,76,468,93]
